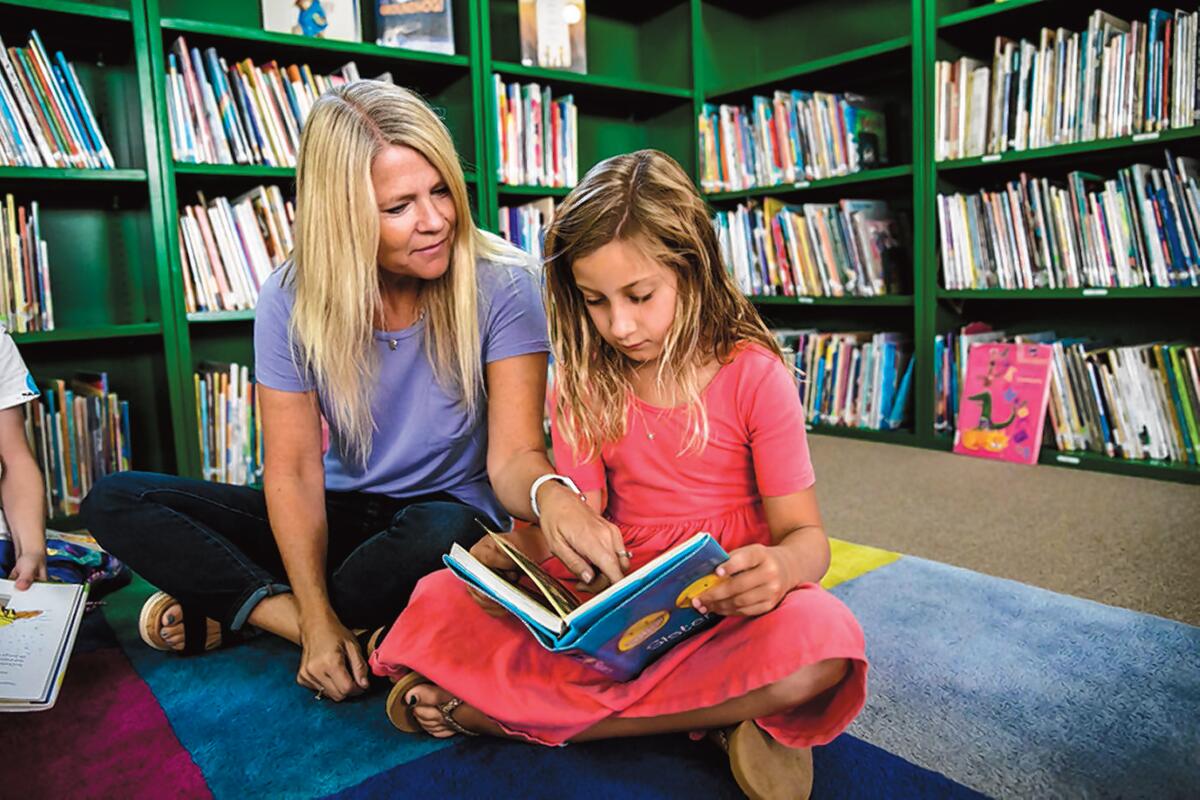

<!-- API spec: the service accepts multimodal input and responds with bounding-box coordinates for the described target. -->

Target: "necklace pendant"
[388,338,398,351]
[647,432,655,440]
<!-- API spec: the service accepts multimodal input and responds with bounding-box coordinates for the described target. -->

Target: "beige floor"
[808,435,1200,626]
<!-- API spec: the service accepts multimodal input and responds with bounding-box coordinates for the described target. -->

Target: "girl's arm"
[0,406,46,589]
[259,385,368,700]
[484,352,628,585]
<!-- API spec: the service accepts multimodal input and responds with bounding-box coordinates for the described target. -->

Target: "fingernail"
[581,570,593,583]
[716,567,726,577]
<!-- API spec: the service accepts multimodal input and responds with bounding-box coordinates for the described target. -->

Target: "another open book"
[0,579,87,711]
[445,531,728,681]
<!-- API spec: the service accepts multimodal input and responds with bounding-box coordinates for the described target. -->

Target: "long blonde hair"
[544,149,784,462]
[288,80,518,466]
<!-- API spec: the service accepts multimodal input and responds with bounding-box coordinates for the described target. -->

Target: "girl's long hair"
[544,149,784,462]
[288,80,520,467]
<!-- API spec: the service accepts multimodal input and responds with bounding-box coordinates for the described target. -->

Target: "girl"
[369,150,867,799]
[84,81,620,703]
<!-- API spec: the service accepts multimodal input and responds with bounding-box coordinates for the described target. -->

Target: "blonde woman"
[83,81,623,702]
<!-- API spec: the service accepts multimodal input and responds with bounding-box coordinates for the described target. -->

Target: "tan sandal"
[137,591,225,654]
[385,672,478,736]
[712,720,813,800]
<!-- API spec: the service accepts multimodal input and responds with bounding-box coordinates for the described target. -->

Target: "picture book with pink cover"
[953,342,1054,465]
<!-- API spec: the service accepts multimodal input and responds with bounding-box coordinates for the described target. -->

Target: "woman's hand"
[692,544,799,617]
[296,614,370,702]
[537,482,629,590]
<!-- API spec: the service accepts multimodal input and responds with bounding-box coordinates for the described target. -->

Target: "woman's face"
[371,144,457,282]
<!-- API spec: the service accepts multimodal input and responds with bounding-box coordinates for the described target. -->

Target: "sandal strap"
[181,604,211,655]
[438,697,479,736]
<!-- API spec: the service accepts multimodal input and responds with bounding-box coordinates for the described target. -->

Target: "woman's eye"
[385,204,409,215]
[631,293,653,304]
[434,186,451,196]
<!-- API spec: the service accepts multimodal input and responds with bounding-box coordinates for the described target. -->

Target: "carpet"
[5,540,1197,799]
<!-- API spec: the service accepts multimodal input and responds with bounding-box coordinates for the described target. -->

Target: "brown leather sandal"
[385,672,478,737]
[711,721,813,800]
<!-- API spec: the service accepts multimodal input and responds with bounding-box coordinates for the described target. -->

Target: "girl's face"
[571,238,679,366]
[371,144,457,282]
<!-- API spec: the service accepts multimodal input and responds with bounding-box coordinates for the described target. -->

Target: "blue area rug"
[6,549,1198,799]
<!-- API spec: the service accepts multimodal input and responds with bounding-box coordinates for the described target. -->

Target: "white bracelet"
[530,473,582,520]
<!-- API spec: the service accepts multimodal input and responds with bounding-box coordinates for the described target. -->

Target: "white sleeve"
[0,329,39,411]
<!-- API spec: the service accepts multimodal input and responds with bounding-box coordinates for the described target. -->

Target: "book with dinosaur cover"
[444,530,728,680]
[953,342,1054,465]
[0,578,87,711]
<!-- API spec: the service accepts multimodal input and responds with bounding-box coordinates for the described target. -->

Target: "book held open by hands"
[0,578,87,712]
[445,531,729,681]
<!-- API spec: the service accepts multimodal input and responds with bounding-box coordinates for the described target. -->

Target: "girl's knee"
[766,658,850,708]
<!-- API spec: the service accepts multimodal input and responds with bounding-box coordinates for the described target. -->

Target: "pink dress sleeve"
[550,398,607,494]
[739,348,815,496]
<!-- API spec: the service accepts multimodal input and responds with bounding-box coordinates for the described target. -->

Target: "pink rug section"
[2,647,212,800]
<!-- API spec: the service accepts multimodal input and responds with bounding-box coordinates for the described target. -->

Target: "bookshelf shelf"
[938,288,1200,301]
[172,163,478,185]
[497,184,573,198]
[807,426,918,446]
[0,167,147,183]
[187,310,254,324]
[12,323,162,344]
[935,127,1200,172]
[750,295,914,307]
[705,165,914,203]
[705,36,913,101]
[936,0,1048,30]
[158,17,471,70]
[1,0,132,22]
[491,61,692,101]
[1037,449,1200,484]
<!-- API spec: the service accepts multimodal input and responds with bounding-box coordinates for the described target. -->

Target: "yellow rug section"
[820,538,902,590]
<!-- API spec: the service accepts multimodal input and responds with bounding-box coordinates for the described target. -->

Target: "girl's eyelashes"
[583,296,606,306]
[631,293,653,304]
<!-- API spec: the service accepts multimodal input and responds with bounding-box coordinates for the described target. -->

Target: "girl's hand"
[9,550,47,591]
[537,483,629,588]
[692,544,798,617]
[465,535,521,618]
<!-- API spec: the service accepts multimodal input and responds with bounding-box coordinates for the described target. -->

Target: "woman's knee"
[764,658,851,708]
[391,502,488,547]
[81,471,163,545]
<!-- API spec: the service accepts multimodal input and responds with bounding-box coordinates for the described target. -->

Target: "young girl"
[369,150,867,800]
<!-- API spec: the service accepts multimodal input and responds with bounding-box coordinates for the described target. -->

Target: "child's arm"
[0,405,47,589]
[692,488,829,617]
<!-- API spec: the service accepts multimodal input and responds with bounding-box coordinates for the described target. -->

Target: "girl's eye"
[631,293,653,304]
[583,297,605,306]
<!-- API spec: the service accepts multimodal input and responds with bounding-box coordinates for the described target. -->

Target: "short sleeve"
[0,328,39,411]
[480,262,550,364]
[739,349,815,496]
[254,268,313,393]
[549,394,606,494]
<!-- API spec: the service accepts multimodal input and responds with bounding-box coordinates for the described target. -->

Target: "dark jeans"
[82,471,487,632]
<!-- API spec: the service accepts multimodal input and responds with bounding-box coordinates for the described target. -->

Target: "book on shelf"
[935,8,1200,161]
[714,196,907,298]
[166,37,388,167]
[953,342,1054,465]
[773,329,913,432]
[519,0,587,74]
[935,326,1200,466]
[261,0,362,42]
[493,75,577,187]
[178,185,294,313]
[195,362,262,487]
[699,92,889,193]
[23,372,130,518]
[0,578,87,712]
[937,147,1200,290]
[375,0,455,55]
[0,195,52,333]
[444,529,728,681]
[499,197,554,260]
[0,30,114,169]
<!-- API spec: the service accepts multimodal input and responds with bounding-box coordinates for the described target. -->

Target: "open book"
[0,579,87,711]
[445,531,728,681]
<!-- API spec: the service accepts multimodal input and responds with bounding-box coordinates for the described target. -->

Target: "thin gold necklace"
[381,301,424,351]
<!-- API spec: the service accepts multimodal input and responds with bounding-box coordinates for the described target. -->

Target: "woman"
[83,81,623,702]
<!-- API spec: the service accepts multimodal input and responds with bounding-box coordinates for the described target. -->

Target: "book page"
[0,580,83,703]
[488,532,579,616]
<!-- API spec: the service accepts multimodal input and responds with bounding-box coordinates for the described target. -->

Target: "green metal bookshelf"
[7,0,1197,498]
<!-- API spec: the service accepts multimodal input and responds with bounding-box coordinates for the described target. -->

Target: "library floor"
[809,436,1200,626]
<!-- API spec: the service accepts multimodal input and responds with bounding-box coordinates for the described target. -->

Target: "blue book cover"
[445,531,729,681]
[885,354,914,430]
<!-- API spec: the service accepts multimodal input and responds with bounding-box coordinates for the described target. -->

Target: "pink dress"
[370,343,868,747]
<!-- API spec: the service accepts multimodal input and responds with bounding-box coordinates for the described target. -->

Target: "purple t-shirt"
[254,258,549,528]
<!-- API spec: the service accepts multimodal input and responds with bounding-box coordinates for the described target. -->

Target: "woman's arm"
[259,385,367,699]
[0,406,46,589]
[484,352,628,585]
